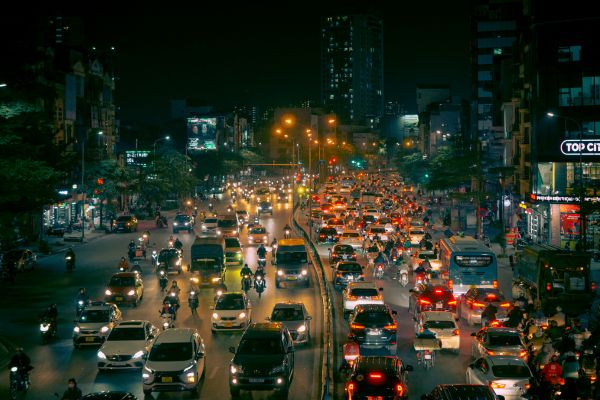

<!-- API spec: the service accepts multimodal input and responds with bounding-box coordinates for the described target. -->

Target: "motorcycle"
[415,272,427,286]
[65,254,75,271]
[254,275,266,298]
[272,243,278,256]
[241,274,252,294]
[76,299,86,317]
[151,250,158,266]
[208,203,214,212]
[374,263,385,279]
[160,312,174,330]
[9,367,30,400]
[40,317,56,344]
[284,229,291,239]
[399,266,409,287]
[131,261,142,275]
[258,256,266,268]
[582,348,597,387]
[188,291,199,314]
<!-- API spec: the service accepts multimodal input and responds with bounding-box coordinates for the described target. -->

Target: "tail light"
[347,382,355,392]
[434,289,443,295]
[592,282,597,292]
[490,381,506,389]
[395,383,405,396]
[453,329,460,336]
[448,299,457,306]
[519,350,528,358]
[384,323,397,330]
[473,302,486,308]
[368,372,383,380]
[486,294,497,300]
[419,298,431,305]
[371,295,382,300]
[499,302,511,308]
[546,282,552,292]
[486,350,495,356]
[591,375,597,383]
[493,280,498,289]
[336,273,341,278]
[448,280,453,290]
[350,323,365,330]
[524,383,531,390]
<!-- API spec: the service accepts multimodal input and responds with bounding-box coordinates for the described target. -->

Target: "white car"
[409,226,426,245]
[201,217,218,233]
[366,225,389,242]
[247,225,268,245]
[410,250,442,271]
[339,230,363,250]
[466,355,533,400]
[342,281,384,317]
[363,208,381,220]
[211,292,252,331]
[97,320,158,370]
[415,311,460,353]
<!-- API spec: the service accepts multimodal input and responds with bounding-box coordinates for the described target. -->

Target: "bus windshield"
[549,266,587,293]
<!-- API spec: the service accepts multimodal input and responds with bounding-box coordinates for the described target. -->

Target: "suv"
[274,239,310,288]
[172,214,193,233]
[73,301,122,348]
[415,311,460,353]
[424,384,502,400]
[104,272,144,307]
[344,356,412,400]
[142,328,206,395]
[217,216,239,237]
[224,237,244,266]
[228,322,294,398]
[114,215,138,233]
[257,201,273,216]
[333,261,364,288]
[343,281,384,318]
[471,327,527,361]
[409,284,457,319]
[97,320,158,370]
[349,304,398,354]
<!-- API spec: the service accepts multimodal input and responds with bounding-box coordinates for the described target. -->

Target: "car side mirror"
[403,364,414,372]
[228,346,236,354]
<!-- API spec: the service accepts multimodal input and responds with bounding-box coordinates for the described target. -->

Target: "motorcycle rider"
[118,257,129,272]
[60,377,83,400]
[540,354,563,395]
[75,288,89,314]
[374,251,386,268]
[505,304,524,328]
[160,301,176,321]
[10,347,32,384]
[174,237,183,251]
[271,237,278,255]
[128,240,136,259]
[255,265,266,288]
[257,243,267,260]
[481,303,498,327]
[240,263,253,278]
[169,280,181,296]
[283,223,292,238]
[64,247,76,269]
[41,304,58,335]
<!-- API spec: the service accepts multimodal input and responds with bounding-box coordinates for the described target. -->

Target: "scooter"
[40,317,56,344]
[188,291,199,314]
[131,261,142,275]
[254,275,266,298]
[151,250,158,266]
[374,263,385,279]
[284,229,291,239]
[271,243,278,256]
[160,312,174,330]
[75,300,86,317]
[241,274,252,294]
[258,256,266,268]
[65,254,75,271]
[399,266,409,287]
[9,367,30,400]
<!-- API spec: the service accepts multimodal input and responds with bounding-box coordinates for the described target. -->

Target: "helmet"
[121,257,125,261]
[551,354,559,362]
[79,287,85,293]
[556,306,562,312]
[244,263,248,268]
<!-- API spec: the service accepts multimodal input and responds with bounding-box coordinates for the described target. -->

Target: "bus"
[190,237,226,286]
[438,236,498,296]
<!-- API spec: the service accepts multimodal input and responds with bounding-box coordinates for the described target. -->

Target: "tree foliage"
[426,143,478,191]
[397,151,430,185]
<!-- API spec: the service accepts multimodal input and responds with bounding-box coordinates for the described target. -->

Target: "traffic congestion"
[2,171,599,400]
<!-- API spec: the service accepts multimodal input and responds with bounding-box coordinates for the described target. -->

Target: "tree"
[397,151,430,185]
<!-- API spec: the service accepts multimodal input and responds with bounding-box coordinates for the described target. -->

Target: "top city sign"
[560,139,600,156]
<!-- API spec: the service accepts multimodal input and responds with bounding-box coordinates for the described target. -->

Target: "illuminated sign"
[187,117,217,152]
[529,193,600,203]
[125,151,150,167]
[560,139,600,156]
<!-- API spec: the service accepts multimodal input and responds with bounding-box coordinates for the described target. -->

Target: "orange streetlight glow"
[275,128,282,134]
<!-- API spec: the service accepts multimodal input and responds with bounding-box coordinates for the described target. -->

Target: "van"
[190,237,226,285]
[142,328,206,395]
[274,239,310,288]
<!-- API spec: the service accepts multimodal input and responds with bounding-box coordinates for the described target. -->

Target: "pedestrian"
[61,378,83,400]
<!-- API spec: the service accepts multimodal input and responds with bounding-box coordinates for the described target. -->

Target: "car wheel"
[229,387,240,397]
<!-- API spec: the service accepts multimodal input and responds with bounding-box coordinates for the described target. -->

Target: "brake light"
[336,273,341,278]
[490,381,506,389]
[546,282,552,292]
[395,383,405,396]
[519,350,528,358]
[591,375,598,383]
[473,302,486,308]
[348,295,358,301]
[524,383,531,390]
[593,282,597,292]
[448,299,457,305]
[485,294,497,300]
[448,280,453,290]
[453,329,460,336]
[371,295,382,300]
[419,298,431,305]
[347,382,355,392]
[434,289,443,295]
[384,323,397,330]
[499,302,511,308]
[368,372,383,379]
[319,234,325,238]
[492,280,498,289]
[350,323,365,330]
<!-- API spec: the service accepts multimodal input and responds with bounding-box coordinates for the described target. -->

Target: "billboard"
[125,150,150,167]
[187,117,217,151]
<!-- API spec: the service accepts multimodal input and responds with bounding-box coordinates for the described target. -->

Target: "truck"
[512,243,594,316]
[190,237,226,286]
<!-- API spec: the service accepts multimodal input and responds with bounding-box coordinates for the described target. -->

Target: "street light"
[547,112,586,250]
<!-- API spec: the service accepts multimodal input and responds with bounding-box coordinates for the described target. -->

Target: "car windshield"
[343,232,360,238]
[175,215,190,222]
[159,249,179,260]
[338,263,362,272]
[423,320,455,329]
[276,251,307,264]
[148,342,192,362]
[218,220,237,228]
[238,338,284,355]
[109,277,136,287]
[225,238,240,247]
[116,216,132,222]
[80,310,109,323]
[335,245,354,253]
[107,327,146,341]
[353,311,392,325]
[321,228,336,235]
[492,365,531,378]
[215,295,245,310]
[370,227,386,233]
[271,307,304,321]
[488,334,522,346]
[205,218,217,224]
[251,228,266,234]
[363,216,375,222]
[350,288,378,297]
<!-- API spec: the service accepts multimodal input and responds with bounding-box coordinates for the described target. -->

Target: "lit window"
[493,48,503,55]
[558,45,581,62]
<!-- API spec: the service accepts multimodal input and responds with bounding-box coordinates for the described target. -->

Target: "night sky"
[9,2,471,124]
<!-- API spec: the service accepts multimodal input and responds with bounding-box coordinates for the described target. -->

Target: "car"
[80,392,137,400]
[114,215,138,233]
[333,261,364,288]
[326,218,346,235]
[328,244,357,264]
[410,250,442,271]
[361,214,376,227]
[349,304,398,353]
[46,223,67,237]
[338,230,363,250]
[73,301,122,348]
[228,322,294,398]
[247,225,268,245]
[1,248,36,272]
[459,288,512,326]
[365,224,389,241]
[104,272,144,307]
[423,384,503,400]
[156,248,183,274]
[97,320,159,370]
[317,227,339,244]
[257,201,273,215]
[471,327,528,361]
[210,292,252,331]
[142,328,206,395]
[217,216,239,237]
[224,237,244,266]
[414,311,460,353]
[274,239,310,288]
[256,187,270,196]
[172,214,193,233]
[363,208,381,220]
[466,355,533,400]
[344,356,412,400]
[268,302,312,345]
[408,226,426,245]
[235,210,249,225]
[343,281,384,317]
[408,284,457,319]
[201,217,218,233]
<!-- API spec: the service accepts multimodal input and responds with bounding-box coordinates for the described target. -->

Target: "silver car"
[471,327,528,361]
[268,302,312,344]
[73,302,122,348]
[466,355,533,400]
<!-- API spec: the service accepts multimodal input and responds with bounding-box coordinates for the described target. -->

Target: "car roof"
[219,292,244,299]
[421,311,455,322]
[355,356,400,374]
[154,328,197,343]
[347,281,378,289]
[278,238,304,246]
[273,302,303,310]
[243,322,285,338]
[484,327,521,335]
[355,304,389,313]
[484,355,528,367]
[433,384,496,399]
[114,320,147,328]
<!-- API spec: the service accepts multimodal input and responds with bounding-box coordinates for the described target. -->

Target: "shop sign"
[529,193,600,203]
[560,139,600,156]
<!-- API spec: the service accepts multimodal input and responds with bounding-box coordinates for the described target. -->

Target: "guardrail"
[291,202,334,400]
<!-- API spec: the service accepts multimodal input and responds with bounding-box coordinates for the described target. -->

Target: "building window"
[478,71,492,81]
[493,48,503,55]
[558,45,581,62]
[559,87,583,106]
[582,76,600,105]
[478,54,493,65]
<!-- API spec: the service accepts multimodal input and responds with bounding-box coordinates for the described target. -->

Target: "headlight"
[270,365,285,374]
[105,289,112,296]
[173,222,178,226]
[185,222,189,225]
[212,313,219,319]
[269,206,272,209]
[239,312,246,319]
[78,300,84,306]
[202,225,206,229]
[211,277,221,282]
[97,351,107,359]
[132,350,144,359]
[277,270,284,276]
[302,269,308,275]
[297,324,306,333]
[11,366,18,372]
[142,366,153,379]
[217,230,222,235]
[40,323,49,332]
[230,364,243,374]
[100,326,109,333]
[73,326,80,333]
[128,289,135,296]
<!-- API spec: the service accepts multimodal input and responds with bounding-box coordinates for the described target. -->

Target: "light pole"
[547,112,585,250]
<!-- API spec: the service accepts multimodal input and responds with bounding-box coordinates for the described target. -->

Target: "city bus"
[438,236,498,296]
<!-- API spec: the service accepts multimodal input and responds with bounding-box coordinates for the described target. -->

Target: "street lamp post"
[547,112,586,250]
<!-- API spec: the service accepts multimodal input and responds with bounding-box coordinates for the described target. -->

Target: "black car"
[172,214,193,233]
[409,284,457,319]
[317,227,338,244]
[257,201,273,216]
[156,248,183,274]
[345,356,412,400]
[329,244,357,263]
[333,261,364,288]
[423,384,501,400]
[229,322,294,398]
[349,304,398,354]
[113,215,138,233]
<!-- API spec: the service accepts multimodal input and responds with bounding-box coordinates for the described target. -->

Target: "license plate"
[424,354,432,359]
[436,302,443,309]
[367,329,381,335]
[224,322,232,327]
[287,276,297,280]
[249,378,264,383]
[85,337,94,342]
[115,296,123,301]
[367,396,383,400]
[161,377,173,383]
[328,236,332,239]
